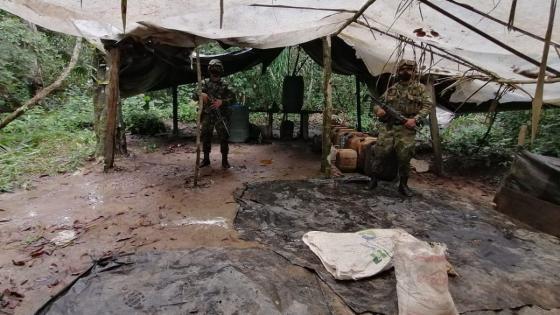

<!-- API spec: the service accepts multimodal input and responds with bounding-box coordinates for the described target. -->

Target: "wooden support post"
[300,112,309,140]
[172,85,179,136]
[355,76,362,131]
[193,47,204,187]
[321,36,333,176]
[116,100,127,155]
[93,50,107,158]
[103,46,120,171]
[531,0,556,143]
[427,81,443,176]
[267,111,273,139]
[517,124,528,146]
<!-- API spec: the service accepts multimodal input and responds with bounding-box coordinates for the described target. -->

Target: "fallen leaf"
[3,289,24,299]
[12,260,26,266]
[30,248,46,258]
[259,159,273,165]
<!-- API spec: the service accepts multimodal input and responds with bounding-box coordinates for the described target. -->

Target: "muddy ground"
[0,133,505,315]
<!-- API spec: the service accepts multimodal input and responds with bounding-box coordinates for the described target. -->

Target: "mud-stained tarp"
[234,178,560,314]
[36,248,346,315]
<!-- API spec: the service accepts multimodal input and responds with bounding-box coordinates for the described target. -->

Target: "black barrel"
[282,76,304,113]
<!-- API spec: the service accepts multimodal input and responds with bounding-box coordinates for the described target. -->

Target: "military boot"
[220,141,230,169]
[368,174,378,190]
[398,176,413,197]
[222,154,231,169]
[200,142,211,167]
[200,152,211,168]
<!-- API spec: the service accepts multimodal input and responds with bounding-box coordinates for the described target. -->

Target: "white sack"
[394,239,458,315]
[302,229,416,280]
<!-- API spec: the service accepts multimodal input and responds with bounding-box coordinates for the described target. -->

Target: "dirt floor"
[0,134,502,315]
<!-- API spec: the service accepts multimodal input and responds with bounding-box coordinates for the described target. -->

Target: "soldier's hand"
[375,108,386,117]
[211,99,223,109]
[200,93,209,104]
[404,118,416,129]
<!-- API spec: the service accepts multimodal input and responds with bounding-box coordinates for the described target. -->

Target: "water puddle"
[160,217,228,228]
[51,230,77,246]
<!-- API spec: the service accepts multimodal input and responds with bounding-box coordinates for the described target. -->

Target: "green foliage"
[0,91,95,192]
[499,108,560,157]
[442,108,560,161]
[121,88,199,133]
[0,11,94,111]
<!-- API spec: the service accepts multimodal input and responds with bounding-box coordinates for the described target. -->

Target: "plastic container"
[357,137,377,171]
[229,104,249,143]
[282,76,304,113]
[335,149,358,172]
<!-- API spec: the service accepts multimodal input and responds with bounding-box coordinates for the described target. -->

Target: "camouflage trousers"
[372,125,415,177]
[201,109,230,154]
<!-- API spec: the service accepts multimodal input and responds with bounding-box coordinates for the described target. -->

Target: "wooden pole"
[518,124,527,146]
[193,47,204,186]
[355,76,362,131]
[427,81,443,176]
[93,49,107,157]
[321,36,333,176]
[531,0,556,144]
[172,85,179,136]
[104,45,120,171]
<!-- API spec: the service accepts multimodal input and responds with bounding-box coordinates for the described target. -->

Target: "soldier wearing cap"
[369,59,433,196]
[193,59,235,169]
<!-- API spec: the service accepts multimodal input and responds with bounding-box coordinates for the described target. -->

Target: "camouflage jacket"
[192,78,236,113]
[374,81,432,121]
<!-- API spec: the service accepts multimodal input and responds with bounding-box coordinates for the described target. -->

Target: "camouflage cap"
[397,59,417,70]
[209,59,223,68]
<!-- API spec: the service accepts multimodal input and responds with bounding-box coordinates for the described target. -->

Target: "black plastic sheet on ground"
[495,150,560,237]
[234,178,560,314]
[36,248,348,315]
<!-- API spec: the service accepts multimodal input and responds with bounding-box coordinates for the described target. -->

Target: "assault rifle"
[206,94,230,138]
[371,97,423,130]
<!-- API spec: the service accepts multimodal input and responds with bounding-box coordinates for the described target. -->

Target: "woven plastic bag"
[302,229,416,280]
[393,239,458,315]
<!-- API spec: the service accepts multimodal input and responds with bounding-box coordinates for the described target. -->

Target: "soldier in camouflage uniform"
[194,59,235,168]
[369,60,432,197]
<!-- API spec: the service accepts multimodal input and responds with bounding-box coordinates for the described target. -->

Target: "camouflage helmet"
[397,59,417,71]
[208,59,224,72]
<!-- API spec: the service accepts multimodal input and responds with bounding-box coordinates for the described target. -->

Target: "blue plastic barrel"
[228,104,249,143]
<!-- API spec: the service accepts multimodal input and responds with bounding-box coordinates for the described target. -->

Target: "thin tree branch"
[442,0,560,48]
[417,0,560,76]
[334,0,378,36]
[248,4,357,14]
[0,38,83,130]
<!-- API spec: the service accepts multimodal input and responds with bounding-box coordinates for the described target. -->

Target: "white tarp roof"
[1,0,559,105]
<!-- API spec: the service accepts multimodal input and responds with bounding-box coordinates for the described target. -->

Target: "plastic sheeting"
[118,44,282,96]
[36,248,346,315]
[234,178,560,314]
[494,151,560,237]
[1,0,559,105]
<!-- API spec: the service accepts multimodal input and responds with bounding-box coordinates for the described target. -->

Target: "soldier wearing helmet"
[368,59,433,197]
[193,58,235,168]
